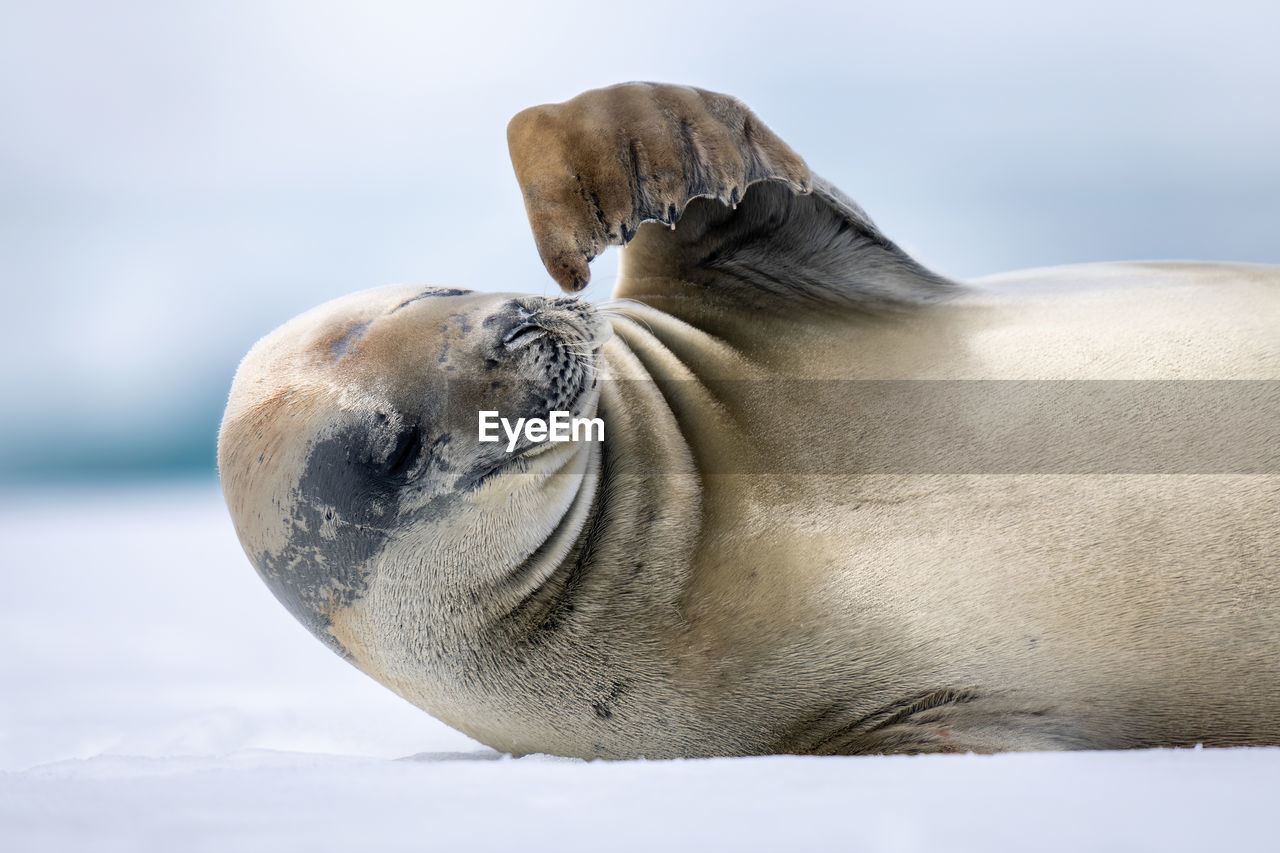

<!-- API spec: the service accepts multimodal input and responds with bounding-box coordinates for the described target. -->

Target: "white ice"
[2,484,1276,851]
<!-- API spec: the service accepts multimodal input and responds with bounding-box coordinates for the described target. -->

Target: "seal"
[220,82,1280,757]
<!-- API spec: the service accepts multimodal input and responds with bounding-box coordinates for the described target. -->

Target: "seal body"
[220,83,1280,757]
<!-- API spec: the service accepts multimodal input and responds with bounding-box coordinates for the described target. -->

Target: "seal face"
[220,287,609,659]
[221,83,1280,758]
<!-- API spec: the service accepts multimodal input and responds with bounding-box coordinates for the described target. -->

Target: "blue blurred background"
[2,0,1276,484]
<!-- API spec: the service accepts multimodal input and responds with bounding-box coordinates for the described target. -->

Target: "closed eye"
[503,322,548,349]
[382,422,426,479]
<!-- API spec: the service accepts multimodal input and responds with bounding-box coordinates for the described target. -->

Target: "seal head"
[218,285,610,660]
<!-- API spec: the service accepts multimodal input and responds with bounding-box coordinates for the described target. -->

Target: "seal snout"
[526,297,613,349]
[502,305,549,350]
[487,297,612,354]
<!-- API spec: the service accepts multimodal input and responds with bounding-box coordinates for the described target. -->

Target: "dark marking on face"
[330,321,371,359]
[447,312,474,334]
[253,497,387,659]
[383,418,428,480]
[391,287,472,314]
[252,414,442,656]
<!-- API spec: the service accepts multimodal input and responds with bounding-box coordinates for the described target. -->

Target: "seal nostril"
[503,322,548,349]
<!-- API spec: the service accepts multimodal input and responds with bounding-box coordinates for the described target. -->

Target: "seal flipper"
[614,173,956,316]
[507,81,954,314]
[508,82,811,293]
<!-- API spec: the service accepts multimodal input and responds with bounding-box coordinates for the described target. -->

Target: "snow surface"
[2,484,1277,851]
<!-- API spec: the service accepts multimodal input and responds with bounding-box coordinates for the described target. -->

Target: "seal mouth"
[503,300,610,410]
[487,298,610,444]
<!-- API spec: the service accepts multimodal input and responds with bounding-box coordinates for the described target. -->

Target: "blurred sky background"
[1,0,1277,484]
